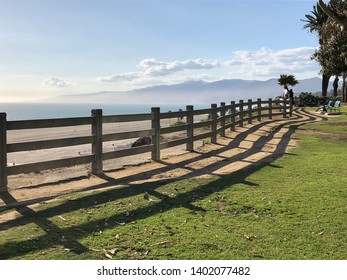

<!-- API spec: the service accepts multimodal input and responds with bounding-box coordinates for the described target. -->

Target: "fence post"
[239,100,244,127]
[230,101,236,131]
[151,107,161,161]
[211,104,217,144]
[247,99,252,124]
[186,105,194,152]
[289,98,293,117]
[220,102,226,137]
[268,98,273,120]
[0,113,8,192]
[91,109,103,175]
[257,98,262,122]
[283,99,287,118]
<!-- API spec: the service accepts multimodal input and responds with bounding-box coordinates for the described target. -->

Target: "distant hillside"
[46,77,327,105]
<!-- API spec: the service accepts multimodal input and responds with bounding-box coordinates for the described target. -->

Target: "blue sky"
[0,0,321,102]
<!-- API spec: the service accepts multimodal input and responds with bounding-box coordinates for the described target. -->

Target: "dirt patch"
[328,122,347,126]
[295,129,347,141]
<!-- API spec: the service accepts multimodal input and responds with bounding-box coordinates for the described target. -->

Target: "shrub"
[298,92,319,107]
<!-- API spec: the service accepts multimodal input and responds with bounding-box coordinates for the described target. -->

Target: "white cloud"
[42,77,73,87]
[97,72,141,82]
[229,47,273,63]
[141,58,221,77]
[229,47,316,65]
[227,46,319,78]
[98,58,221,83]
[224,60,244,66]
[138,59,166,68]
[98,47,320,85]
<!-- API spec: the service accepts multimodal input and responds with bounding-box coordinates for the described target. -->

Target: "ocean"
[0,103,192,121]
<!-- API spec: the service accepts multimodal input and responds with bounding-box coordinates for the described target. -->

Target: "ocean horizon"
[0,103,194,121]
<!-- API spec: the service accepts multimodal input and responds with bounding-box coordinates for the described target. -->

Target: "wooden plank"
[234,119,243,126]
[225,122,234,130]
[251,115,259,120]
[219,102,226,137]
[7,155,94,175]
[261,101,271,105]
[193,131,213,141]
[193,120,213,129]
[251,108,259,113]
[160,138,189,149]
[230,101,236,131]
[7,117,92,130]
[233,111,241,117]
[239,100,244,127]
[216,126,224,134]
[244,108,255,113]
[151,107,160,161]
[216,104,232,112]
[103,113,152,123]
[211,104,218,144]
[193,108,211,115]
[103,144,153,160]
[161,124,188,135]
[216,115,225,121]
[186,105,194,151]
[103,129,153,142]
[268,98,273,119]
[7,136,94,152]
[223,104,232,110]
[160,111,186,119]
[91,109,103,175]
[0,113,7,191]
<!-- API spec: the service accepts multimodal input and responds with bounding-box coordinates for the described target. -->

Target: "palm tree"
[302,3,331,97]
[278,74,299,89]
[318,0,347,30]
[302,3,328,42]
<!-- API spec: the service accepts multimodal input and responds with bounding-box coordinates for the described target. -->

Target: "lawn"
[0,107,346,260]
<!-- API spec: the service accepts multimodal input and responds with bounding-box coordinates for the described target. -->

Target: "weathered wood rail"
[0,98,291,192]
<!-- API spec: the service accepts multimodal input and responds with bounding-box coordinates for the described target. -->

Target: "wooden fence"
[0,98,291,192]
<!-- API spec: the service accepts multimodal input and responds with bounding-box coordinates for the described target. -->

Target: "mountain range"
[46,77,328,105]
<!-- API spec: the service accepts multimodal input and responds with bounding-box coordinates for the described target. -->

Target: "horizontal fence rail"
[0,98,292,192]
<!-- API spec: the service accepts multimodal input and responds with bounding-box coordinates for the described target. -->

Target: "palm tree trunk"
[322,74,331,97]
[342,73,347,102]
[333,76,339,97]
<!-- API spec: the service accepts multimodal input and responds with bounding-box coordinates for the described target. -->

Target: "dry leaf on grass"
[244,234,256,241]
[88,247,101,252]
[103,248,120,259]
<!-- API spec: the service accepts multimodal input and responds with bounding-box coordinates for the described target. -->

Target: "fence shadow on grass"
[0,108,327,259]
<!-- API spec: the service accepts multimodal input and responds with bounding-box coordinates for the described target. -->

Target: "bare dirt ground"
[0,108,329,223]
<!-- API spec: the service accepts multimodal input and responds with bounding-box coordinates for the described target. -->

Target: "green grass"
[303,106,347,136]
[1,108,347,260]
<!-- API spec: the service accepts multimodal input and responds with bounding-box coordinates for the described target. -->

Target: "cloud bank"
[98,47,319,85]
[42,77,73,88]
[98,58,221,82]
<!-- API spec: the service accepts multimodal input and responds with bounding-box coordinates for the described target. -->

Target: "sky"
[0,0,322,102]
